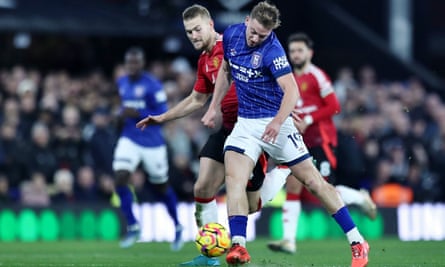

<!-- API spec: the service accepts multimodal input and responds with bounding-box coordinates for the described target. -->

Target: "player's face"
[183,16,214,51]
[125,53,144,76]
[244,17,272,47]
[288,41,313,70]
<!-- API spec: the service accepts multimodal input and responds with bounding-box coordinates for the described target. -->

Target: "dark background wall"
[0,0,443,90]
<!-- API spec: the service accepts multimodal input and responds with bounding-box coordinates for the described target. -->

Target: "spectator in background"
[20,172,50,207]
[17,79,38,139]
[1,98,21,130]
[25,122,58,183]
[53,105,86,172]
[83,107,116,176]
[0,174,16,203]
[333,67,357,108]
[97,173,115,202]
[74,166,98,202]
[0,121,28,188]
[51,169,75,203]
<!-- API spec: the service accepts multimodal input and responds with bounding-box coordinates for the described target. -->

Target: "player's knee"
[115,170,131,186]
[193,181,215,198]
[194,174,223,198]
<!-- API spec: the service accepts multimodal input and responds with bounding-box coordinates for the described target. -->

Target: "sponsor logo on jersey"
[230,48,236,56]
[229,60,263,82]
[235,73,249,82]
[251,52,262,68]
[123,100,146,109]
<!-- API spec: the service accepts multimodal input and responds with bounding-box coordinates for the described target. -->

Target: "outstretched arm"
[201,59,232,128]
[136,90,210,130]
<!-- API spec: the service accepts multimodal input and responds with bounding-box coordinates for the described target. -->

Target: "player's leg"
[193,128,227,228]
[180,129,226,266]
[112,137,141,248]
[142,145,183,251]
[246,163,290,214]
[289,159,369,267]
[193,157,225,227]
[246,153,269,213]
[267,147,329,254]
[336,185,377,220]
[258,166,291,206]
[276,120,368,267]
[152,181,183,251]
[317,144,377,220]
[224,150,255,265]
[267,174,301,254]
[223,118,265,265]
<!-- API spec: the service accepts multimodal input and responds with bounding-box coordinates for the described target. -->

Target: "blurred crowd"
[0,59,443,207]
[334,66,445,203]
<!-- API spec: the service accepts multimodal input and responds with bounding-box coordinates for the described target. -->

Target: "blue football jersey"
[223,23,292,118]
[117,73,167,147]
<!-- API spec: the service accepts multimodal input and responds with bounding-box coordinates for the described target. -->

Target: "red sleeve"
[193,56,213,94]
[310,92,341,122]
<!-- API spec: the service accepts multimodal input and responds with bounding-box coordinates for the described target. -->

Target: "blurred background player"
[202,2,369,266]
[267,32,377,254]
[113,47,183,250]
[136,5,282,266]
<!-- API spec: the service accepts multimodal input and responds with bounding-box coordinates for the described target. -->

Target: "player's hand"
[291,111,308,134]
[262,119,281,144]
[201,107,217,128]
[136,115,163,131]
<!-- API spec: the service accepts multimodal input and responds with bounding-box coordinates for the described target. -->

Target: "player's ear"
[244,16,250,26]
[209,19,214,28]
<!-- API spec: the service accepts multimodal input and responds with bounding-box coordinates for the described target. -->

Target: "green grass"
[0,238,444,267]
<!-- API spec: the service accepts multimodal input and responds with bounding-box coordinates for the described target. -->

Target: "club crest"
[251,52,262,68]
[134,85,145,97]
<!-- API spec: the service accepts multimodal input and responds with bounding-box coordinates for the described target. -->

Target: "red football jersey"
[294,64,340,148]
[193,39,238,130]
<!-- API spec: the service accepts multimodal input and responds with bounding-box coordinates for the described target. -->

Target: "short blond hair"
[250,1,281,30]
[182,4,211,21]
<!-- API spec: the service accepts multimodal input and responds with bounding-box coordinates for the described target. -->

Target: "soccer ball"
[195,222,231,257]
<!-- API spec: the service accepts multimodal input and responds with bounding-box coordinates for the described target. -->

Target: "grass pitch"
[0,238,443,267]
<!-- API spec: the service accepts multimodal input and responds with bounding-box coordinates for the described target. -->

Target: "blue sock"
[229,215,248,238]
[157,187,179,226]
[116,185,137,226]
[332,206,356,233]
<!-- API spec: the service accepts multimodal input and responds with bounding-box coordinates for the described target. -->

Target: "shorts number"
[288,132,304,148]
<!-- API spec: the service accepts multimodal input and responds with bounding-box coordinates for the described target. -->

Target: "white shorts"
[113,137,169,184]
[224,117,311,166]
